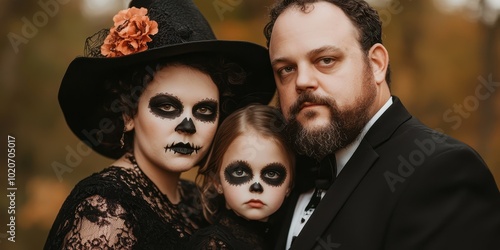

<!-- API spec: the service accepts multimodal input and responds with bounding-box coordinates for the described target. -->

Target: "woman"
[44,0,275,249]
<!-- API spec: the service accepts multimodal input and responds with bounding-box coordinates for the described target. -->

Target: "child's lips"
[246,199,264,208]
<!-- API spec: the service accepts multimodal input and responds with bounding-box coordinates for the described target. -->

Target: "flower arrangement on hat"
[101,7,158,57]
[45,0,276,249]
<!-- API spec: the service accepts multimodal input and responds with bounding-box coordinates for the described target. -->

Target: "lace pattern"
[186,209,269,250]
[44,165,206,249]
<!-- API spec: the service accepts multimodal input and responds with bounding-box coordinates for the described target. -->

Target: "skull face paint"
[130,65,219,174]
[224,160,288,188]
[219,131,292,221]
[260,163,288,187]
[224,160,253,186]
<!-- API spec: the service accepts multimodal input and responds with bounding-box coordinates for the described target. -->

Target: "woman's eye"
[197,106,213,115]
[193,100,218,123]
[149,94,183,119]
[159,104,177,112]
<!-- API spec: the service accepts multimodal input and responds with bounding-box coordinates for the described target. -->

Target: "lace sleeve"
[62,194,137,249]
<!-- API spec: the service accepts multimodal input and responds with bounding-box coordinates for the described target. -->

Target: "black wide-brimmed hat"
[58,0,276,159]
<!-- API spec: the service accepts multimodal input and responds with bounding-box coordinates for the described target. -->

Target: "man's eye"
[278,66,295,75]
[318,57,335,66]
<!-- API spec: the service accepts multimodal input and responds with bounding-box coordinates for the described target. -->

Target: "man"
[264,0,500,249]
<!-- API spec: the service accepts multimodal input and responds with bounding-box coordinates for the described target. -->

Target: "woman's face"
[219,131,292,221]
[130,64,219,173]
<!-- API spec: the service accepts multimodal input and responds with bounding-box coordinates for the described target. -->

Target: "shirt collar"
[335,97,393,175]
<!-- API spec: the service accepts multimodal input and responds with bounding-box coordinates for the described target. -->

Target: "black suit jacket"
[272,97,500,250]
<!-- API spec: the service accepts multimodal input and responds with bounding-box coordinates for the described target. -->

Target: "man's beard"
[284,66,377,161]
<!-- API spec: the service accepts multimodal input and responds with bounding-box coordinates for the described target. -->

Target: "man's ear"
[368,43,389,85]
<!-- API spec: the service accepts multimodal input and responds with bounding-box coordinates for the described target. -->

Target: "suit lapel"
[289,140,379,250]
[288,97,412,250]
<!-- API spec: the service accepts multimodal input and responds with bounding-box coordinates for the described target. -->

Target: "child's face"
[218,131,292,221]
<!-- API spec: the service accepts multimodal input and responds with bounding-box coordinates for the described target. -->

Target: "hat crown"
[129,0,217,48]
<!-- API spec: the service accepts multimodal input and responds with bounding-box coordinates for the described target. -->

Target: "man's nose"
[295,65,318,93]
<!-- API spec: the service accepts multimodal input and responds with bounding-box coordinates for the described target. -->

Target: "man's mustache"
[288,92,334,118]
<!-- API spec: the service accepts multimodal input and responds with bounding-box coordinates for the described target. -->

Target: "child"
[188,104,295,250]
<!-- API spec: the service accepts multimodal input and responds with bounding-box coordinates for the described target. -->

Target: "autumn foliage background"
[0,0,499,249]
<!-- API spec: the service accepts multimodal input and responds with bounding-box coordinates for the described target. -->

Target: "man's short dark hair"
[264,0,391,85]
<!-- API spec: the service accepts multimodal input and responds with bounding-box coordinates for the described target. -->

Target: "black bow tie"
[315,154,337,189]
[295,154,337,192]
[300,154,337,222]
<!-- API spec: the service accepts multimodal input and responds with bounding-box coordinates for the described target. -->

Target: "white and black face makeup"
[148,93,218,155]
[130,65,219,174]
[224,160,288,189]
[218,132,292,221]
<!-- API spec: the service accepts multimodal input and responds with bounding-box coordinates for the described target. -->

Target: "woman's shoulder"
[67,166,137,200]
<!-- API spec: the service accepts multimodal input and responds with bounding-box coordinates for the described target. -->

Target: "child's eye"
[224,161,253,186]
[261,163,288,187]
[232,168,250,178]
[263,171,280,179]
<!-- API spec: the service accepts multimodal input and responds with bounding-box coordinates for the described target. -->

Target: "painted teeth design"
[164,142,202,155]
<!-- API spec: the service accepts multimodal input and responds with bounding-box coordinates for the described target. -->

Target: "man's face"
[269,2,378,158]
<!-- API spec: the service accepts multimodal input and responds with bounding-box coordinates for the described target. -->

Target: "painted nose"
[249,182,263,193]
[175,117,196,134]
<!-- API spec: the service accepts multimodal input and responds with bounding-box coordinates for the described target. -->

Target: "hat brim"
[58,40,276,159]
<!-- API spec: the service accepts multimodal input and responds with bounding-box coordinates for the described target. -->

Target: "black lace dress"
[44,165,206,249]
[186,209,270,250]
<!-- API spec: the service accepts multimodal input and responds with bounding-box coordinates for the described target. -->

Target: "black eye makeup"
[224,160,253,186]
[261,163,288,187]
[149,93,183,119]
[193,98,218,123]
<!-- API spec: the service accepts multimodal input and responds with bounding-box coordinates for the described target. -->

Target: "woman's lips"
[164,142,201,155]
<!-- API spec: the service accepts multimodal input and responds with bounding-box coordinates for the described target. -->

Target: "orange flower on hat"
[101,7,158,57]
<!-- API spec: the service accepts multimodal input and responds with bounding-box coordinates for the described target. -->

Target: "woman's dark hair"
[196,104,295,223]
[101,53,247,154]
[264,0,391,85]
